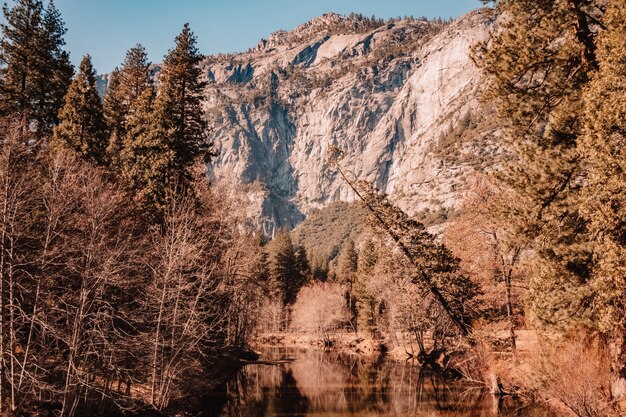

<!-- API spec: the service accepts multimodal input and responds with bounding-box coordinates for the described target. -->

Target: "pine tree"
[119,44,151,105]
[120,87,172,212]
[270,230,306,307]
[104,69,124,168]
[151,23,211,184]
[357,239,377,275]
[52,55,107,164]
[337,239,358,284]
[579,0,626,375]
[0,0,43,121]
[475,0,604,330]
[34,0,73,137]
[352,240,389,338]
[104,45,152,166]
[118,26,210,215]
[310,254,329,282]
[294,244,311,279]
[0,0,72,138]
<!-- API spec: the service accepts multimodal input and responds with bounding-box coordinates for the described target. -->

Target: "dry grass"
[463,331,622,417]
[525,333,618,417]
[452,331,625,417]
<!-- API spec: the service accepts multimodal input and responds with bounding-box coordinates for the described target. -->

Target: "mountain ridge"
[98,9,497,235]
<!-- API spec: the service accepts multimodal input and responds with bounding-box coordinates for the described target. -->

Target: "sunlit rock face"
[203,10,495,233]
[98,10,497,234]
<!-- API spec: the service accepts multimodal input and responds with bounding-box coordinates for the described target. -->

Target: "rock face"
[99,10,497,234]
[203,10,496,234]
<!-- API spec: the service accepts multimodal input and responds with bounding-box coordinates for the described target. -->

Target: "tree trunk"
[504,269,516,353]
[7,230,16,411]
[613,332,626,400]
[151,277,168,406]
[568,0,598,70]
[0,144,14,414]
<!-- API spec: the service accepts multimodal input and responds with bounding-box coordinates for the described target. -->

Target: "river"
[194,347,554,417]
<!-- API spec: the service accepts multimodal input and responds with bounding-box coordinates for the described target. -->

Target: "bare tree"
[146,175,266,410]
[0,119,37,412]
[291,283,350,344]
[0,123,267,415]
[445,175,528,352]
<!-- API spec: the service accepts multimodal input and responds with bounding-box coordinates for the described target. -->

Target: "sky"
[52,0,484,74]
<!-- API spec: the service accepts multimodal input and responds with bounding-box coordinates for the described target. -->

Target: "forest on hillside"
[0,0,624,416]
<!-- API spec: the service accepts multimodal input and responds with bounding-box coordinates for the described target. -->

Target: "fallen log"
[239,359,294,366]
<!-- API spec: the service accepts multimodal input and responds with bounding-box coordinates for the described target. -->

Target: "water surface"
[200,348,553,417]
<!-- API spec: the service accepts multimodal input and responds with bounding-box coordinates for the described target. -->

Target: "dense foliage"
[476,0,626,377]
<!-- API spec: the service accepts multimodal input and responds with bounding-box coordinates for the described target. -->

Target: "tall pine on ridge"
[104,44,152,167]
[103,68,124,167]
[118,44,152,104]
[52,55,107,164]
[35,0,73,137]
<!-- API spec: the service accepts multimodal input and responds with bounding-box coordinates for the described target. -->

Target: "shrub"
[291,283,350,341]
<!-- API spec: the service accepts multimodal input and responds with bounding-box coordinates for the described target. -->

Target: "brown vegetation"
[290,283,351,344]
[0,121,266,415]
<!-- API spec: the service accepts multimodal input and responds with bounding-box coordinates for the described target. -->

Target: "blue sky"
[52,0,484,74]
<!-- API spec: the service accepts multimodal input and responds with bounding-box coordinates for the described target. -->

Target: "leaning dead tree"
[328,146,477,337]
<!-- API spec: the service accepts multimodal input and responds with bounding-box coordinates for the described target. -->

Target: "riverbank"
[253,330,541,361]
[253,331,626,417]
[22,348,256,417]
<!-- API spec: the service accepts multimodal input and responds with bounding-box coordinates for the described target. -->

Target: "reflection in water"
[200,348,553,417]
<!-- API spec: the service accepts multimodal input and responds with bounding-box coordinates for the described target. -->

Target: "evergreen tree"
[120,87,172,211]
[0,0,72,138]
[119,44,151,105]
[35,0,73,137]
[353,244,388,338]
[104,46,151,134]
[337,239,358,283]
[310,254,329,282]
[119,26,210,215]
[52,55,107,164]
[270,230,306,307]
[0,0,44,120]
[294,244,311,279]
[104,68,124,168]
[579,0,626,374]
[337,239,359,326]
[104,45,151,166]
[475,0,604,330]
[357,239,377,275]
[151,23,211,183]
[256,248,271,286]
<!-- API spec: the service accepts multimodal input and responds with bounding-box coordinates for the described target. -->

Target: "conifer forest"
[0,0,624,416]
